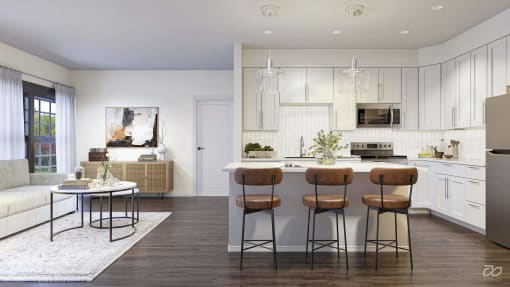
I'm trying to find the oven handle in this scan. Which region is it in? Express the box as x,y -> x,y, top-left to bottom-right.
390,105 -> 394,128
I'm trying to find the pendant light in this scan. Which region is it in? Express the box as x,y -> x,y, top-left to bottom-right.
339,4 -> 369,98
257,4 -> 283,96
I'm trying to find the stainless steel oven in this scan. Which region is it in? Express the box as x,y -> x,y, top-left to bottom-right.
357,104 -> 401,128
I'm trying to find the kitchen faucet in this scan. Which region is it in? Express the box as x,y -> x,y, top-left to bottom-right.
300,136 -> 305,157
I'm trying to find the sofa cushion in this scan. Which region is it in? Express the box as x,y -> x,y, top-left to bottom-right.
0,159 -> 30,190
0,185 -> 72,219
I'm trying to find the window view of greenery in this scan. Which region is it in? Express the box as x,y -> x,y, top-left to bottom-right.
23,81 -> 57,173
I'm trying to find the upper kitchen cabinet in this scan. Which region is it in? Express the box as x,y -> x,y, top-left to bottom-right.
356,68 -> 379,103
279,68 -> 334,104
419,64 -> 441,130
279,68 -> 306,103
378,68 -> 402,103
488,37 -> 507,98
401,68 -> 419,130
306,68 -> 334,103
242,68 -> 279,131
332,68 -> 356,130
470,46 -> 488,127
456,52 -> 472,129
441,59 -> 456,130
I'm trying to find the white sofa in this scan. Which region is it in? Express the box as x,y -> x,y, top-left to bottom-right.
0,159 -> 76,238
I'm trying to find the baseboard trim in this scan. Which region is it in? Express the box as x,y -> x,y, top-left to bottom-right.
430,211 -> 486,235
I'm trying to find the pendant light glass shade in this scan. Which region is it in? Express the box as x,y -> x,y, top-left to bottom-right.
339,57 -> 369,97
257,56 -> 282,95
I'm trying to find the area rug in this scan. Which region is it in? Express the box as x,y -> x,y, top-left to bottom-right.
0,212 -> 171,282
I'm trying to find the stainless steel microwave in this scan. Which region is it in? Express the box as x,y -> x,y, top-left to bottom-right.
357,104 -> 401,128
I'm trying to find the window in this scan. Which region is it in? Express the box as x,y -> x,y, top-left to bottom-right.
23,81 -> 57,173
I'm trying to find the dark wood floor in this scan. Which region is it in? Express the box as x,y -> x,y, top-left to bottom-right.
3,197 -> 510,287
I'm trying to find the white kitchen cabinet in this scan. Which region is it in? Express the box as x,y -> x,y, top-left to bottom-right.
434,174 -> 449,214
242,68 -> 279,131
470,46 -> 488,127
488,37 -> 507,98
449,176 -> 466,220
466,202 -> 486,229
279,68 -> 306,104
356,68 -> 379,103
378,68 -> 402,103
307,68 -> 334,103
441,59 -> 456,130
408,161 -> 429,208
332,68 -> 356,130
419,64 -> 441,130
466,179 -> 486,205
456,53 -> 471,128
401,68 -> 419,130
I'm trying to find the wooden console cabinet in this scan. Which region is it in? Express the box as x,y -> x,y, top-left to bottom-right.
80,161 -> 174,194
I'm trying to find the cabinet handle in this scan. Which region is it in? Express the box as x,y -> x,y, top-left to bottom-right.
468,203 -> 480,209
467,166 -> 480,170
379,83 -> 384,101
443,163 -> 452,167
259,110 -> 263,129
402,111 -> 406,129
305,82 -> 309,102
468,180 -> 480,184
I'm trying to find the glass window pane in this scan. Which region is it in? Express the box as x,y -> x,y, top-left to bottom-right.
33,124 -> 39,136
40,101 -> 50,113
40,113 -> 50,125
51,103 -> 56,114
24,96 -> 28,108
34,99 -> 39,111
51,115 -> 56,136
40,124 -> 50,136
24,110 -> 28,121
24,123 -> 28,136
40,143 -> 50,155
33,112 -> 39,123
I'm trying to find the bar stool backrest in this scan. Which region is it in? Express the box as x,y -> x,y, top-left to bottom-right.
234,168 -> 283,186
305,168 -> 354,186
369,167 -> 418,186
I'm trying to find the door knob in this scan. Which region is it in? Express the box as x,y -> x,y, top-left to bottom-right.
197,147 -> 205,150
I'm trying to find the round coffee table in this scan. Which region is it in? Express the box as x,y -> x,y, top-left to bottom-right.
50,181 -> 137,242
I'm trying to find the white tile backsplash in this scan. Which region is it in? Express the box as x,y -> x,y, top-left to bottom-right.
242,106 -> 486,160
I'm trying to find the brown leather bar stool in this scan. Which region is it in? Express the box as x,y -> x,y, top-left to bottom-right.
303,167 -> 353,270
234,167 -> 283,270
362,167 -> 418,270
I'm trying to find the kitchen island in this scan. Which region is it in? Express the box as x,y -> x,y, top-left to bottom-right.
223,161 -> 413,252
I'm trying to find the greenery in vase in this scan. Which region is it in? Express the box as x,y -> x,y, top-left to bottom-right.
99,159 -> 112,183
309,130 -> 345,162
244,143 -> 274,153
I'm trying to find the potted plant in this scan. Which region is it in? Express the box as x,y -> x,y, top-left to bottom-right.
309,130 -> 345,165
244,143 -> 276,158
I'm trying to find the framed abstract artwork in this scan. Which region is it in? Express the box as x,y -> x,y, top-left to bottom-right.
105,107 -> 159,147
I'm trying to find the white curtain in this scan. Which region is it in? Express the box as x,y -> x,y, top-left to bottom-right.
56,84 -> 76,174
0,67 -> 24,160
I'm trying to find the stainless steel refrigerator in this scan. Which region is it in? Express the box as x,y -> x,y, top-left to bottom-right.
486,93 -> 510,248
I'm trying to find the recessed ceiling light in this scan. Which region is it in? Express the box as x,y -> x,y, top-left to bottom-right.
263,30 -> 273,35
331,30 -> 342,35
399,30 -> 409,35
432,5 -> 444,10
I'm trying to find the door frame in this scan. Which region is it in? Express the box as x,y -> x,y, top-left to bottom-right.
192,95 -> 233,196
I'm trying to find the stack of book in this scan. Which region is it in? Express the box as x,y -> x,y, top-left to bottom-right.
58,179 -> 92,190
138,154 -> 157,162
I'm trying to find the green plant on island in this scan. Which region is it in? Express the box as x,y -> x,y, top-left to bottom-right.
244,143 -> 274,153
308,130 -> 345,165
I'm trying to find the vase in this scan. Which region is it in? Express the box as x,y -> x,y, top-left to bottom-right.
97,168 -> 114,186
316,149 -> 336,165
157,143 -> 167,160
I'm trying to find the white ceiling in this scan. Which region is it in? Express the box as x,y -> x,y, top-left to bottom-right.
0,0 -> 509,69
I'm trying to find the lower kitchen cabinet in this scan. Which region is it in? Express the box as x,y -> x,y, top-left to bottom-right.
411,160 -> 485,232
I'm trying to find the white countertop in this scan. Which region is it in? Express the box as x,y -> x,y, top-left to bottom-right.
223,161 -> 410,173
408,157 -> 485,166
241,156 -> 361,162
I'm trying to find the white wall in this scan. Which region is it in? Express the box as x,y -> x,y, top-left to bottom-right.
418,8 -> 510,66
72,70 -> 233,196
0,42 -> 71,87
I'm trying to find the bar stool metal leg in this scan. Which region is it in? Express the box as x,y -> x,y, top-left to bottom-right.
364,207 -> 369,257
271,209 -> 278,270
336,213 -> 340,263
375,210 -> 380,270
89,195 -> 92,224
407,213 -> 413,270
240,211 -> 246,270
395,212 -> 399,258
305,207 -> 311,263
311,209 -> 316,270
342,212 -> 349,269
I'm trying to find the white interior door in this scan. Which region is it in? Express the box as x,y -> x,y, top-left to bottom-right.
196,100 -> 232,196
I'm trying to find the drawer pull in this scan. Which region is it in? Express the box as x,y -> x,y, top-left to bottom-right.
467,166 -> 481,170
468,203 -> 480,209
468,180 -> 480,184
